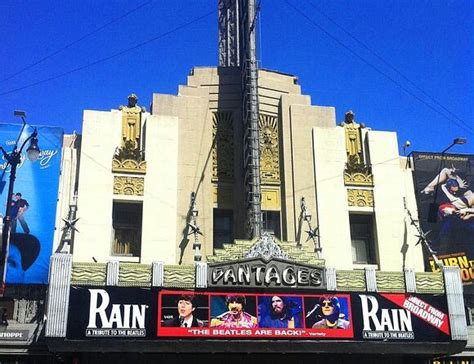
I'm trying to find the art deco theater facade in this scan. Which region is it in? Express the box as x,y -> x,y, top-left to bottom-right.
1,1 -> 471,363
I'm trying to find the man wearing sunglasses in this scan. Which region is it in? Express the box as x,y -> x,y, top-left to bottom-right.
312,296 -> 350,329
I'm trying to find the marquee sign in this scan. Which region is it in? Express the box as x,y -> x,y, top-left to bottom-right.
66,287 -> 452,343
208,258 -> 326,289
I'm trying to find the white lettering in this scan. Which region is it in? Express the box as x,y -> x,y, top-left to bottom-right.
87,289 -> 147,329
88,289 -> 110,329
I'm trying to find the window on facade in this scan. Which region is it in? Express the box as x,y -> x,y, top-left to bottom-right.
213,209 -> 233,249
112,201 -> 142,257
350,214 -> 376,264
262,211 -> 281,239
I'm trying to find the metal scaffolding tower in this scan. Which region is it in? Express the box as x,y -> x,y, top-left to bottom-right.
218,0 -> 240,67
219,0 -> 262,238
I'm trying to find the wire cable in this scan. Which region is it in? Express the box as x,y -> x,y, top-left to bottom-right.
0,9 -> 216,97
285,0 -> 473,135
307,0 -> 470,134
1,0 -> 153,83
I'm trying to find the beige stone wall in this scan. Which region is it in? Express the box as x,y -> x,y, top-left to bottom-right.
152,67 -> 243,264
312,125 -> 424,271
368,130 -> 424,271
73,109 -> 179,264
74,110 -> 121,262
313,126 -> 353,269
141,114 -> 179,264
259,70 -> 336,247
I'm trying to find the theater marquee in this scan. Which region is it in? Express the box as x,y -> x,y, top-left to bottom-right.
208,258 -> 326,289
65,286 -> 452,344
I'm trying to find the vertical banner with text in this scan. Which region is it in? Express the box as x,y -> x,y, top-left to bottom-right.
0,124 -> 63,284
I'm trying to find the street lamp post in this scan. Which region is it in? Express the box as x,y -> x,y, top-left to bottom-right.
428,137 -> 468,223
0,111 -> 40,294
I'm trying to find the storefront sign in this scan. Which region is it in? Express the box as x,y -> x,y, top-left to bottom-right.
208,258 -> 325,289
0,330 -> 29,341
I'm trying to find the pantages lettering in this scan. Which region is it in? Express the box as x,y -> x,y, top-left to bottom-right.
209,260 -> 323,289
359,294 -> 414,340
86,289 -> 148,337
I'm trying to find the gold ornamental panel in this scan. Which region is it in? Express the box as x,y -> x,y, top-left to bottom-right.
344,171 -> 374,187
112,158 -> 147,174
259,114 -> 280,184
113,176 -> 144,196
261,188 -> 280,210
347,188 -> 374,207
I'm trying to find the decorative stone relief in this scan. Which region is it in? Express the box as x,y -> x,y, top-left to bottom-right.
113,176 -> 144,196
245,232 -> 288,261
212,111 -> 234,182
344,168 -> 374,186
347,189 -> 374,207
259,114 -> 280,184
112,146 -> 147,174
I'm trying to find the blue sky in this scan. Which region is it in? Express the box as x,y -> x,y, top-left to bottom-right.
1,0 -> 472,154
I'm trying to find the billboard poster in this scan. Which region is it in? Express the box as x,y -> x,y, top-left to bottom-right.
67,288 -> 452,343
412,152 -> 474,291
67,286 -> 158,339
351,293 -> 450,342
157,291 -> 354,339
0,124 -> 63,284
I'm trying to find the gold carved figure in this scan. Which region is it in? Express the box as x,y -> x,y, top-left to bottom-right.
119,93 -> 145,149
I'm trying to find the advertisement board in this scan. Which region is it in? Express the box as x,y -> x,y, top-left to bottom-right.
67,286 -> 158,340
158,291 -> 353,339
66,288 -> 451,343
412,152 -> 474,291
0,124 -> 63,284
351,293 -> 450,342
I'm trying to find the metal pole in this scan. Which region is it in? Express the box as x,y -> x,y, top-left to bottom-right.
0,153 -> 19,294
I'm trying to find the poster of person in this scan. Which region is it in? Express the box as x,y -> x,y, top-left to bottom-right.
304,295 -> 353,338
412,152 -> 474,291
0,124 -> 63,284
159,292 -> 208,329
257,295 -> 303,328
210,294 -> 257,329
